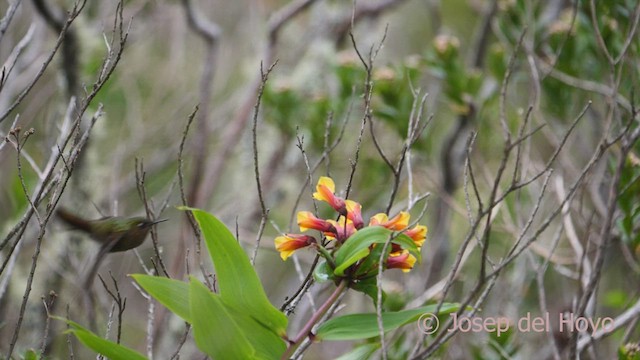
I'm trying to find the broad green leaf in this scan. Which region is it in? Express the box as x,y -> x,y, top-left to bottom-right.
335,247 -> 370,276
54,317 -> 146,360
183,208 -> 288,336
133,274 -> 285,358
313,260 -> 335,283
333,226 -> 420,276
350,277 -> 385,305
315,303 -> 460,341
22,349 -> 39,360
131,274 -> 190,322
189,278 -> 256,359
224,304 -> 287,359
336,343 -> 380,360
334,227 -> 388,276
354,236 -> 390,277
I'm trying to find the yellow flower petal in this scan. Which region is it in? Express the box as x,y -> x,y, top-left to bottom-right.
401,254 -> 417,273
369,212 -> 410,230
318,176 -> 335,192
275,234 -> 314,260
345,200 -> 364,229
313,176 -> 336,202
405,224 -> 427,247
387,211 -> 410,230
387,251 -> 416,273
369,213 -> 389,226
275,236 -> 295,260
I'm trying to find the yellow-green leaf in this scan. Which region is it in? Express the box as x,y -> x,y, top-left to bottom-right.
131,274 -> 191,322
189,278 -> 256,359
181,207 -> 288,336
54,317 -> 147,360
316,303 -> 460,341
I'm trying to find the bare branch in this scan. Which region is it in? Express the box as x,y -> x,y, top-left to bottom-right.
0,0 -> 23,43
0,0 -> 87,124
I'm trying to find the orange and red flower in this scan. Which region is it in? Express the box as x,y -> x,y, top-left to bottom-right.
313,177 -> 347,216
326,216 -> 357,242
297,211 -> 336,233
276,177 -> 427,275
386,251 -> 417,273
275,234 -> 316,260
404,224 -> 427,248
369,211 -> 410,231
345,199 -> 364,229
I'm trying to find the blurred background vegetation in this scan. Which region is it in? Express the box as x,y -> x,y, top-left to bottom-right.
1,0 -> 639,358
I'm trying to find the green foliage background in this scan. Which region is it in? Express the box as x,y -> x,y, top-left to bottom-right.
1,0 -> 639,359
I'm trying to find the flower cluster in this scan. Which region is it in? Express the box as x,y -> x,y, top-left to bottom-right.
275,177 -> 427,273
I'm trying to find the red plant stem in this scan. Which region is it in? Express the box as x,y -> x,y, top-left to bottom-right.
281,279 -> 349,359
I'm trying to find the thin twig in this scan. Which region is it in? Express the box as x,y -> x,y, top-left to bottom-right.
5,1 -> 128,355
97,273 -> 125,344
169,324 -> 191,360
135,159 -> 170,278
191,0 -> 317,209
39,291 -> 56,357
0,0 -> 23,44
250,61 -> 278,265
0,0 -> 87,124
345,22 -> 388,198
0,24 -> 35,94
288,95 -> 353,229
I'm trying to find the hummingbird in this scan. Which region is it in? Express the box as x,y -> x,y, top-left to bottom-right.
56,207 -> 167,330
56,207 -> 168,253
57,207 -> 167,294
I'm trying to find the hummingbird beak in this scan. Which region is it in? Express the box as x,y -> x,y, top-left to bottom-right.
149,218 -> 169,226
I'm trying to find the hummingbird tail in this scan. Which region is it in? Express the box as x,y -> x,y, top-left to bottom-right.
56,208 -> 93,233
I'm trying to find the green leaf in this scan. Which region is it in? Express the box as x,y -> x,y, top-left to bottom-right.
336,343 -> 380,360
315,303 -> 460,341
180,207 -> 288,336
132,275 -> 285,359
131,274 -> 190,322
333,226 -> 420,276
619,343 -> 640,360
224,304 -> 288,359
54,317 -> 147,360
22,349 -> 39,360
350,277 -> 385,305
313,260 -> 335,283
189,278 -> 256,359
354,236 -> 391,277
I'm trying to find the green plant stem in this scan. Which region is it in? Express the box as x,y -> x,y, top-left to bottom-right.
281,279 -> 348,359
315,243 -> 336,268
